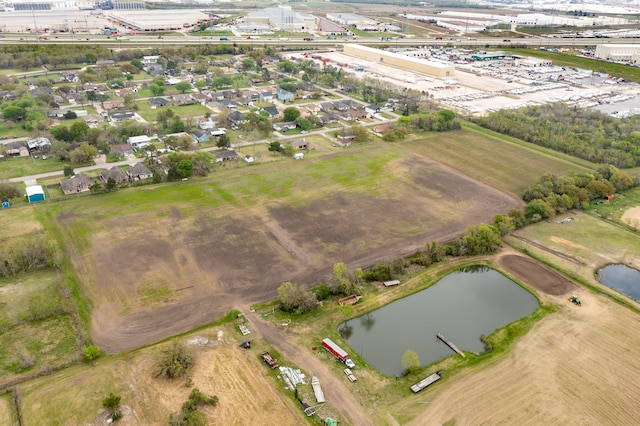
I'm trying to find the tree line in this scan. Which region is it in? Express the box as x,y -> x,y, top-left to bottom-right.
474,103 -> 640,168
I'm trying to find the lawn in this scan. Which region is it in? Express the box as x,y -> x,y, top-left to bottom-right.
135,102 -> 211,122
0,204 -> 43,239
0,155 -> 66,179
401,123 -> 596,195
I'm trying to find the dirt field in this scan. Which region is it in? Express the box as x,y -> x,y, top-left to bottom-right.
401,282 -> 640,425
497,252 -> 577,296
621,205 -> 640,229
20,326 -> 303,425
61,153 -> 522,353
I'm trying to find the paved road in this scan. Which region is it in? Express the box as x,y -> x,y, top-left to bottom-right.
245,307 -> 375,426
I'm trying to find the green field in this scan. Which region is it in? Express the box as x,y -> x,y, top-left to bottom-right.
401,124 -> 596,195
134,102 -> 210,122
0,155 -> 66,179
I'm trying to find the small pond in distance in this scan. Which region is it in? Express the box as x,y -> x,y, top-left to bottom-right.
596,264 -> 640,302
339,266 -> 539,377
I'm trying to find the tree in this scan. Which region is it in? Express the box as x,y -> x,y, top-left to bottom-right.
105,177 -> 117,192
89,180 -> 103,192
155,341 -> 193,379
2,105 -> 26,122
63,166 -> 75,177
194,80 -> 206,92
295,116 -> 311,131
149,83 -> 165,96
402,350 -> 421,375
350,124 -> 370,143
278,281 -> 319,314
51,125 -> 74,142
70,143 -> 98,164
82,345 -> 101,361
268,141 -> 281,153
176,159 -> 194,179
63,110 -> 77,120
283,107 -> 301,122
16,56 -> 35,71
102,393 -> 122,421
130,58 -> 143,70
0,182 -> 21,200
175,81 -> 192,94
216,134 -> 231,148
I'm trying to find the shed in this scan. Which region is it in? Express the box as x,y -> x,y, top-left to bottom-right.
26,185 -> 45,203
293,153 -> 304,160
2,198 -> 9,208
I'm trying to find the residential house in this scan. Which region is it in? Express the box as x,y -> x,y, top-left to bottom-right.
260,105 -> 279,119
172,94 -> 195,105
95,60 -> 115,68
219,99 -> 237,109
333,102 -> 350,112
128,135 -> 154,149
259,90 -> 275,101
82,114 -> 103,128
126,163 -> 153,181
102,101 -> 125,111
210,128 -> 226,137
110,144 -> 134,157
115,88 -> 133,97
214,150 -> 239,162
276,88 -> 294,102
306,104 -> 321,114
273,122 -> 297,132
100,166 -> 127,184
319,102 -> 334,112
149,97 -> 169,108
27,137 -> 51,152
109,111 -> 136,122
373,124 -> 392,136
287,138 -> 313,150
191,93 -> 209,105
60,173 -> 94,195
222,90 -> 236,99
199,119 -> 217,130
193,130 -> 210,143
365,104 -> 382,116
47,109 -> 66,118
228,110 -> 247,125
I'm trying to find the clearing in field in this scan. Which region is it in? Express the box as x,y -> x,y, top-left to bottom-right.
0,206 -> 44,240
19,325 -> 302,425
49,144 -> 524,352
621,206 -> 640,229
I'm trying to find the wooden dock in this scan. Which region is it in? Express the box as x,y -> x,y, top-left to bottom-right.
437,332 -> 465,358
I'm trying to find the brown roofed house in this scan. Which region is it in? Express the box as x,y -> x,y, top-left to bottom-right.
60,173 -> 94,195
100,166 -> 127,184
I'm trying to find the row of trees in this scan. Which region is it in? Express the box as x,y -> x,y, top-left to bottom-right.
475,103 -> 640,168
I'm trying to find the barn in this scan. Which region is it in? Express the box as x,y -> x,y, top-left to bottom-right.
25,185 -> 45,203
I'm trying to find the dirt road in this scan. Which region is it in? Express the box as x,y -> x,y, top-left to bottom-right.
245,308 -> 374,426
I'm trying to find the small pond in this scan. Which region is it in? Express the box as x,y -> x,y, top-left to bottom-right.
339,266 -> 539,377
596,264 -> 640,302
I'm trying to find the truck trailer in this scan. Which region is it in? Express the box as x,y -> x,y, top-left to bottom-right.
322,338 -> 355,368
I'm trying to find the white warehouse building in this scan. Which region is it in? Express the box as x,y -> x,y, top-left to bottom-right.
595,44 -> 640,63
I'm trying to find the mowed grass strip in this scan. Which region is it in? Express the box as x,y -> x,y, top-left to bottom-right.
401,124 -> 595,195
0,155 -> 65,179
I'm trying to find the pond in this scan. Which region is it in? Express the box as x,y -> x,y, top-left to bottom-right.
596,264 -> 640,302
339,266 -> 539,377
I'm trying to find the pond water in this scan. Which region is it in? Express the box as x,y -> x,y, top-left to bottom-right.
339,266 -> 539,377
596,264 -> 640,302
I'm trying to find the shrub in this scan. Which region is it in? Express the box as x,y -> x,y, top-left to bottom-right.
155,342 -> 193,379
102,393 -> 122,421
82,345 -> 101,361
278,281 -> 319,314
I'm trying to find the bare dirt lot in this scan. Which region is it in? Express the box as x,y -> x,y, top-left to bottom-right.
621,205 -> 640,229
497,252 -> 577,295
65,153 -> 522,353
403,286 -> 640,425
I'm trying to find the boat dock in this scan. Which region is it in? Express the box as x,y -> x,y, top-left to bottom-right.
436,332 -> 465,358
410,371 -> 441,393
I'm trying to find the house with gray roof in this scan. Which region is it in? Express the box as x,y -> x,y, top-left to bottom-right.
60,174 -> 94,195
126,163 -> 153,181
100,166 -> 127,184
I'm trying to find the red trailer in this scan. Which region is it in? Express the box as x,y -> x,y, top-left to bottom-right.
322,338 -> 355,368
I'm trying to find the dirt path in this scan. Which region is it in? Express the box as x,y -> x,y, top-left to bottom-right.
245,308 -> 374,426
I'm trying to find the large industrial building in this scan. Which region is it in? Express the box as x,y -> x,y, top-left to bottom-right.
244,6 -> 315,33
595,44 -> 640,63
343,44 -> 455,78
326,13 -> 379,31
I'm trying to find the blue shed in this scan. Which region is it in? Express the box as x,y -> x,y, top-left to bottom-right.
26,185 -> 45,203
1,198 -> 9,208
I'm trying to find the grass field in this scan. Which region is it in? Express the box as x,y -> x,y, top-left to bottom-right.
401,124 -> 596,195
0,155 -> 66,179
134,102 -> 210,122
0,270 -> 62,329
0,394 -> 12,425
0,205 -> 43,240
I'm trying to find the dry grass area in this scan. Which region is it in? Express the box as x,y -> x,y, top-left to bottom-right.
20,325 -> 303,425
1,205 -> 43,240
400,288 -> 640,425
621,206 -> 640,229
0,395 -> 12,425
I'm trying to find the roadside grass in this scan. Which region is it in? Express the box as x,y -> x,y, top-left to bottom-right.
400,124 -> 595,195
0,270 -> 61,328
71,105 -> 98,115
0,205 -> 43,240
0,155 -> 66,179
506,48 -> 640,83
0,125 -> 30,138
0,315 -> 77,377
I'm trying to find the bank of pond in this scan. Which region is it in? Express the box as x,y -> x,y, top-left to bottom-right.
339,266 -> 539,377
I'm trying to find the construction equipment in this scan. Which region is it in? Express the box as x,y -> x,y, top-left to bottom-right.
569,295 -> 582,306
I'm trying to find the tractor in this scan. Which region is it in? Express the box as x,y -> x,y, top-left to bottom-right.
569,295 -> 582,306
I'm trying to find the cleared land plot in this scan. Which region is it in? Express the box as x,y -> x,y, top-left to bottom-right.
20,328 -> 302,425
400,286 -> 640,425
401,126 -> 594,194
0,155 -> 65,179
0,206 -> 43,240
47,143 -> 522,352
134,102 -> 211,122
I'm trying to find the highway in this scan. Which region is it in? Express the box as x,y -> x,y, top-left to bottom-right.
1,33 -> 639,48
